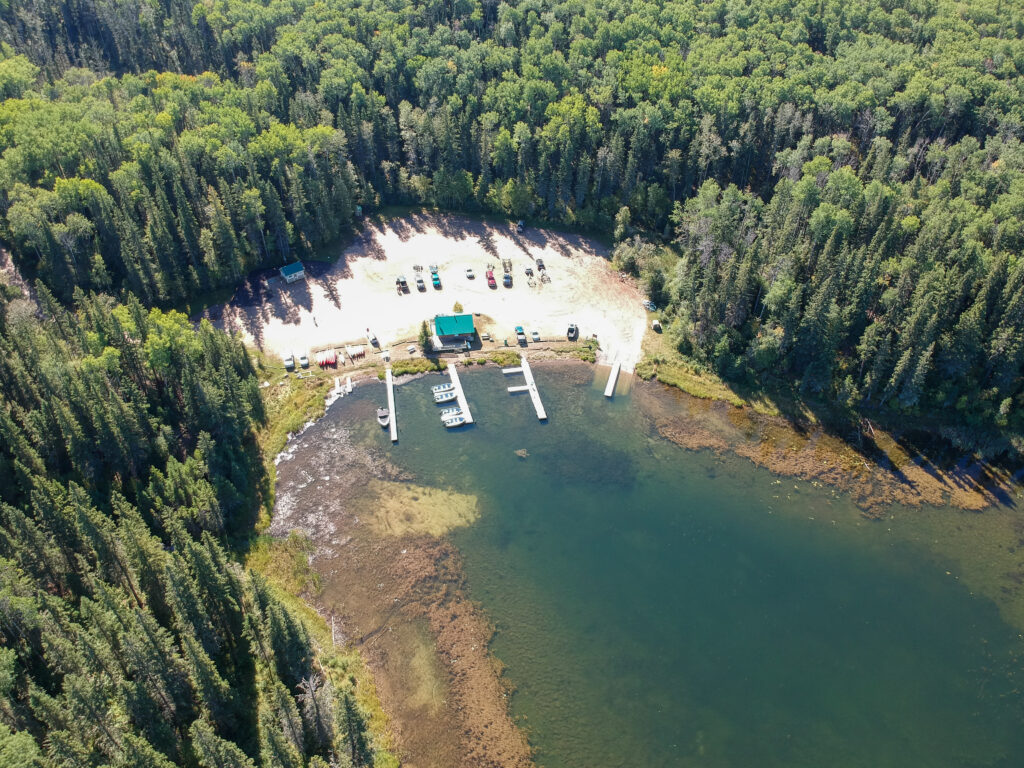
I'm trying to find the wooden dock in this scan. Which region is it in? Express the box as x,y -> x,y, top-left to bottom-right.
604,362 -> 621,398
503,355 -> 547,420
385,367 -> 398,442
446,361 -> 474,424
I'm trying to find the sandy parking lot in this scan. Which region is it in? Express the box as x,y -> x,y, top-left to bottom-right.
215,214 -> 648,370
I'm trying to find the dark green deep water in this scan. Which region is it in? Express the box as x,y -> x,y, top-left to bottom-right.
343,364 -> 1024,767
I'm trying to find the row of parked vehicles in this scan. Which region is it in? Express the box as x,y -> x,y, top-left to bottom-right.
513,322 -> 578,346
396,265 -> 443,293
398,258 -> 548,294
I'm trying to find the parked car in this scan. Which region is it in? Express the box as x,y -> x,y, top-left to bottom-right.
283,354 -> 295,371
431,269 -> 441,288
525,266 -> 533,276
367,329 -> 378,346
567,323 -> 578,339
515,326 -> 527,344
486,269 -> 497,288
503,272 -> 512,287
466,268 -> 475,279
299,354 -> 309,369
536,258 -> 545,270
531,331 -> 540,342
516,219 -> 525,232
416,275 -> 426,290
396,275 -> 408,291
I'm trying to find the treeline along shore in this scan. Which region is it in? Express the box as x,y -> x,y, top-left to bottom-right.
0,0 -> 1023,765
0,0 -> 1020,450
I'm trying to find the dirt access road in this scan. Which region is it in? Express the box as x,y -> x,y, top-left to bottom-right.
215,214 -> 648,370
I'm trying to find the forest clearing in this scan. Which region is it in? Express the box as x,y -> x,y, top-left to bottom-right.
214,214 -> 649,370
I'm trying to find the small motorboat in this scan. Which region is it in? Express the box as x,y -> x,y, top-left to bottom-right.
431,382 -> 455,393
443,415 -> 466,428
376,408 -> 390,427
434,390 -> 457,403
439,407 -> 462,420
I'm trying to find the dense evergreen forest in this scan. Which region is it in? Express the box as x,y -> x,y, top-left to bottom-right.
0,0 -> 1021,763
0,285 -> 387,767
0,0 -> 1021,443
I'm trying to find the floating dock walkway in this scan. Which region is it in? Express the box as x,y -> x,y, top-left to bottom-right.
604,362 -> 621,398
446,361 -> 474,424
503,355 -> 547,420
385,367 -> 398,442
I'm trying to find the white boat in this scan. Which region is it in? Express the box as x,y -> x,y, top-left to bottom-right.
431,382 -> 455,393
439,407 -> 462,420
434,390 -> 457,403
443,415 -> 466,428
376,408 -> 390,427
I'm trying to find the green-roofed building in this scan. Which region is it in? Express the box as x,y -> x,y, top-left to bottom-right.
279,261 -> 305,283
432,313 -> 475,351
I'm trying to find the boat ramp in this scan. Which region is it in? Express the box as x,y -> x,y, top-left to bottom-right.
604,362 -> 621,398
503,355 -> 547,420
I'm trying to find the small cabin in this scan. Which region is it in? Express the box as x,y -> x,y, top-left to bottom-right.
280,262 -> 306,283
432,313 -> 475,351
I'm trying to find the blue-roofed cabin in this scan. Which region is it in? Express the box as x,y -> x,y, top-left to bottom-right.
280,262 -> 305,283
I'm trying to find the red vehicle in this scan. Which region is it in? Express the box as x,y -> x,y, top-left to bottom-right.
486,269 -> 497,288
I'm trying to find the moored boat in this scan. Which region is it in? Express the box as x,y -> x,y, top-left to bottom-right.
434,390 -> 457,403
376,408 -> 390,427
443,415 -> 466,428
431,382 -> 455,393
439,406 -> 462,420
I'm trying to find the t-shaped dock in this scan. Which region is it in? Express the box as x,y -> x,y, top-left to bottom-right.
503,355 -> 547,420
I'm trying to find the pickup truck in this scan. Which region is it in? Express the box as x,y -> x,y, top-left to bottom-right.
486,269 -> 496,288
515,326 -> 527,345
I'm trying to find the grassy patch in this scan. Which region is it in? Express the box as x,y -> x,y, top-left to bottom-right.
245,532 -> 321,598
487,349 -> 521,367
651,359 -> 746,407
572,338 -> 599,363
255,358 -> 334,461
387,357 -> 445,377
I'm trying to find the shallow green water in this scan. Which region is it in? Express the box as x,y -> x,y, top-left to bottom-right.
353,364 -> 1024,767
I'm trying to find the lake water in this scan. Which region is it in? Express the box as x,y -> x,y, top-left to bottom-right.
351,363 -> 1024,767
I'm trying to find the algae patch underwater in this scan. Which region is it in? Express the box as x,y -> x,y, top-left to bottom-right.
359,479 -> 480,537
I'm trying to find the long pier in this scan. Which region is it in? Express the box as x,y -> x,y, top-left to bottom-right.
446,361 -> 474,424
385,367 -> 398,442
604,361 -> 621,398
503,355 -> 546,420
